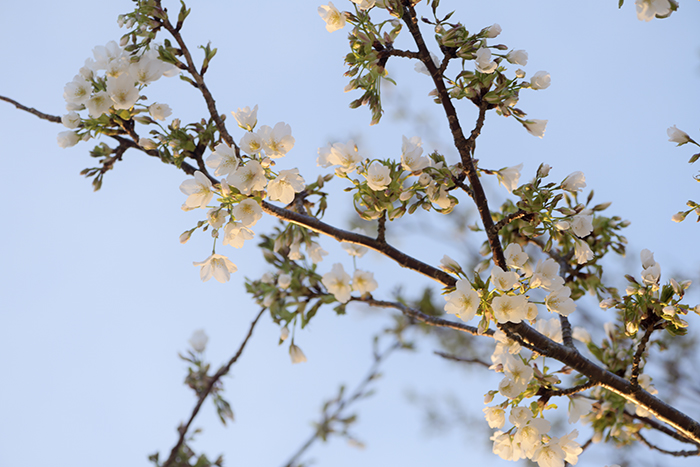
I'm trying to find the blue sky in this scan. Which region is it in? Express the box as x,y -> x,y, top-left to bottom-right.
1,1 -> 699,466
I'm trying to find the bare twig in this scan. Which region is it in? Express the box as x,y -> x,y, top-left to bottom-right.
434,351 -> 490,368
162,308 -> 266,467
630,320 -> 655,387
635,431 -> 700,457
282,339 -> 402,467
0,95 -> 61,123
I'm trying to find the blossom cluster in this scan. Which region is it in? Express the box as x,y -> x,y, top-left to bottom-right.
181,106 -> 312,282
58,40 -> 177,148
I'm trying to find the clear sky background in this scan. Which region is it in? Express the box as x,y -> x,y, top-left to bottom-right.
1,1 -> 699,467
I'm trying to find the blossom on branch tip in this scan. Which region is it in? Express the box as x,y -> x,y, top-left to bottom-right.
106,74 -> 139,110
545,286 -> 576,316
318,2 -> 346,32
57,131 -> 79,148
530,71 -> 551,90
289,343 -> 307,364
504,243 -> 528,269
561,171 -> 586,192
574,239 -> 594,264
227,161 -> 267,195
364,161 -> 391,191
206,143 -> 240,178
636,0 -> 672,21
63,75 -> 92,105
444,279 -> 480,322
485,23 -> 502,38
61,112 -> 81,129
667,125 -> 691,145
571,213 -> 593,238
148,103 -> 172,121
506,50 -> 528,66
352,269 -> 378,294
523,119 -> 547,138
233,105 -> 258,131
497,163 -> 523,193
233,198 -> 263,227
189,329 -> 209,352
268,168 -> 305,205
240,132 -> 264,155
327,140 -> 363,173
180,171 -> 213,209
483,406 -> 506,429
222,222 -> 254,248
258,122 -> 294,158
86,91 -> 112,118
401,136 -> 429,172
491,294 -> 528,323
475,47 -> 498,74
530,258 -> 564,291
322,263 -> 353,303
193,253 -> 237,283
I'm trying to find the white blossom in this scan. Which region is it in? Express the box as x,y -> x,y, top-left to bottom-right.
530,259 -> 564,291
322,263 -> 353,303
179,171 -> 213,209
206,142 -> 239,178
240,131 -> 264,155
636,0 -> 672,21
497,163 -> 523,193
545,286 -> 577,316
233,105 -> 258,131
414,52 -> 440,76
536,317 -> 563,343
401,136 -> 429,172
530,71 -> 551,90
227,161 -> 267,195
277,273 -> 292,289
485,23 -> 502,38
341,228 -> 368,257
148,102 -> 172,121
318,2 -> 346,32
475,47 -> 498,74
562,171 -> 586,192
63,75 -> 92,105
572,326 -> 591,344
193,253 -> 237,283
444,279 -> 480,322
504,243 -> 528,269
506,50 -> 528,66
189,329 -> 209,352
307,242 -> 328,263
289,343 -> 307,364
61,112 -> 81,129
327,140 -> 363,173
57,131 -> 79,148
352,269 -> 378,294
574,239 -> 594,264
268,168 -> 305,204
567,397 -> 593,424
492,294 -> 528,323
483,406 -> 506,429
222,222 -> 255,248
524,119 -> 547,138
491,266 -> 520,291
571,213 -> 593,237
667,125 -> 691,145
233,198 -> 262,227
207,208 -> 227,229
364,161 -> 391,191
258,122 -> 295,158
86,91 -> 112,118
106,74 -> 139,110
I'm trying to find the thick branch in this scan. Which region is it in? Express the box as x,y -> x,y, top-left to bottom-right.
162,308 -> 266,467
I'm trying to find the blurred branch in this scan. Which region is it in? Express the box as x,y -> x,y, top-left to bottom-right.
162,308 -> 266,467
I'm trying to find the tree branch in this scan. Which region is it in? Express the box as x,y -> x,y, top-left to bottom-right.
162,308 -> 266,467
0,95 -> 62,123
434,351 -> 490,368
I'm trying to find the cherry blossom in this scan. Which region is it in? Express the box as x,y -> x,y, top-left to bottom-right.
401,136 -> 429,172
667,125 -> 691,145
227,161 -> 267,194
352,269 -> 378,294
475,47 -> 498,74
492,294 -> 528,323
504,243 -> 528,269
222,222 -> 254,248
327,140 -> 363,173
148,103 -> 172,121
57,131 -> 79,148
289,343 -> 307,364
570,213 -> 593,238
491,266 -> 520,291
524,119 -> 547,138
636,0 -> 672,21
189,329 -> 209,352
545,286 -> 576,316
193,253 -> 237,283
258,122 -> 295,158
233,105 -> 258,131
497,163 -> 523,193
561,171 -> 586,192
322,263 -> 353,303
233,199 -> 263,227
364,161 -> 391,191
506,50 -> 528,66
268,169 -> 305,204
63,75 -> 92,105
106,74 -> 139,110
444,279 -> 480,322
86,91 -> 112,118
206,142 -> 240,178
180,171 -> 213,209
318,2 -> 346,32
530,71 -> 551,90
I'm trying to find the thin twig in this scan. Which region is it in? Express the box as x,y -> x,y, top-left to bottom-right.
635,431 -> 700,457
0,95 -> 61,123
282,340 -> 401,467
162,308 -> 266,467
434,351 -> 490,368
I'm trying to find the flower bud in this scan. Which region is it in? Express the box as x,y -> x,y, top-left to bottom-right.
179,230 -> 192,244
625,321 -> 638,335
289,343 -> 307,364
280,326 -> 290,341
